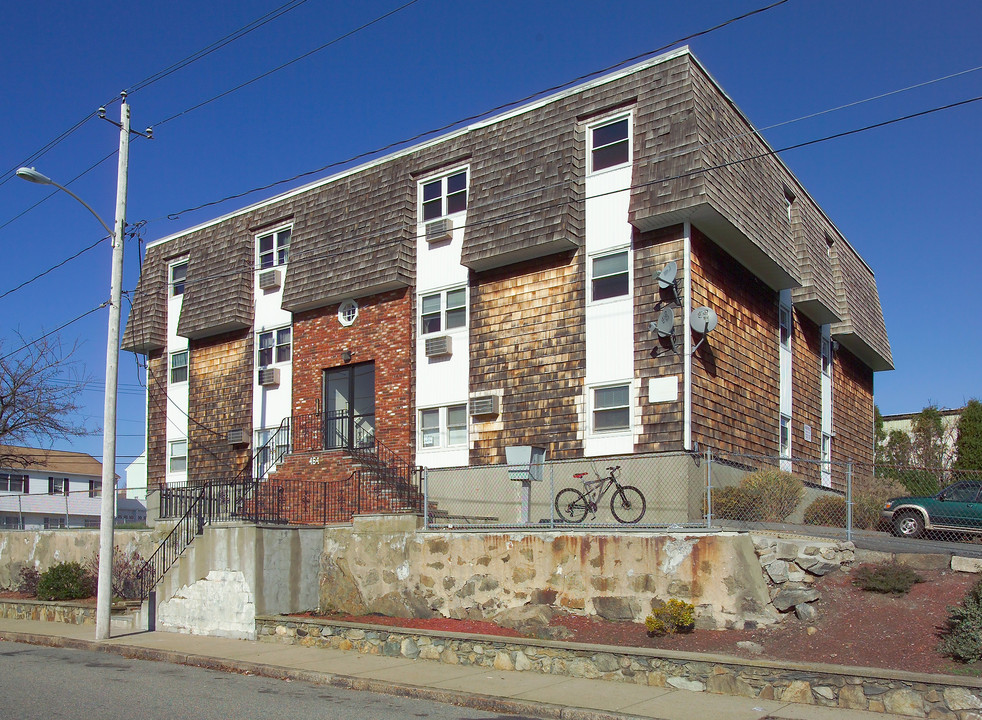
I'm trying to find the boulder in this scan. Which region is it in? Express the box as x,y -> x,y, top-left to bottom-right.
772,587 -> 820,612
593,596 -> 639,622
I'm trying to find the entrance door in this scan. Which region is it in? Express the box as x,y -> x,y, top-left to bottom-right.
323,362 -> 375,450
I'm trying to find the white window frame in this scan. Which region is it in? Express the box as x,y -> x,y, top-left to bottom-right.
419,286 -> 467,336
257,226 -> 292,270
0,473 -> 27,493
779,304 -> 791,349
169,439 -> 188,473
821,432 -> 832,486
169,350 -> 189,384
589,249 -> 631,303
590,383 -> 633,435
257,326 -> 292,367
48,477 -> 69,496
419,168 -> 468,222
780,415 -> 792,459
418,404 -> 468,450
170,260 -> 188,297
255,427 -> 291,475
338,299 -> 358,327
588,113 -> 632,174
821,336 -> 832,377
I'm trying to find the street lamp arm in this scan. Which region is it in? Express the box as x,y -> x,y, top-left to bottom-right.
16,167 -> 115,239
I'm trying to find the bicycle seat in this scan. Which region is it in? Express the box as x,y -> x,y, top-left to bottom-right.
573,472 -> 588,478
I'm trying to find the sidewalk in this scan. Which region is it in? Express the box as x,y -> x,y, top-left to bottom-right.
0,617 -> 908,720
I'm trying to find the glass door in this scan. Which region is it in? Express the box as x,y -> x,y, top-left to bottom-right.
323,363 -> 375,450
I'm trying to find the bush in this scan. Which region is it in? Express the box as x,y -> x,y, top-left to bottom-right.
85,546 -> 147,600
646,599 -> 695,635
17,566 -> 40,596
36,562 -> 94,601
710,485 -> 763,522
742,468 -> 804,522
803,495 -> 846,527
940,579 -> 982,663
852,563 -> 923,595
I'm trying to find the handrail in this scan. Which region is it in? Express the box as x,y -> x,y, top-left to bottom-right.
137,486 -> 207,600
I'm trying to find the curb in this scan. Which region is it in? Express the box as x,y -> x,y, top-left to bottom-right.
0,630 -> 660,720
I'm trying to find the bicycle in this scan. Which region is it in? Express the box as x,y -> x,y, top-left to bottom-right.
554,465 -> 646,524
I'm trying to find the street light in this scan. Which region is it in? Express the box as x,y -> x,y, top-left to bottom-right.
16,100 -> 130,642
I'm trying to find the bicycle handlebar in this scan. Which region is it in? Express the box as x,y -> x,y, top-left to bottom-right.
606,465 -> 620,471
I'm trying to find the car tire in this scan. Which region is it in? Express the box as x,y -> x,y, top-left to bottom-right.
893,511 -> 925,539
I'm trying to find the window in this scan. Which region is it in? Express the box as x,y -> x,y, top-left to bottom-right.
821,432 -> 832,466
593,384 -> 631,433
418,404 -> 468,449
420,287 -> 466,335
48,477 -> 69,496
590,116 -> 630,172
0,473 -> 27,493
83,518 -> 100,528
591,251 -> 629,301
170,350 -> 189,384
88,479 -> 101,498
2,516 -> 22,529
258,327 -> 292,366
821,337 -> 832,377
170,261 -> 188,296
421,170 -> 467,221
258,228 -> 291,269
780,415 -> 791,458
338,299 -> 358,327
779,304 -> 791,349
169,440 -> 188,473
255,427 -> 291,476
43,517 -> 66,530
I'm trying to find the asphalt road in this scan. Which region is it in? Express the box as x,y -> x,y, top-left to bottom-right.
0,641 -> 539,720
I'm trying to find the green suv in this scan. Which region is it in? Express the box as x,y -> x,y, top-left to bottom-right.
881,481 -> 982,538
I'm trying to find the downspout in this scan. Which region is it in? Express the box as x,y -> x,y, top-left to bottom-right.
683,220 -> 693,450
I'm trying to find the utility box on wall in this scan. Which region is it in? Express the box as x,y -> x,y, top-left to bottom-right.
505,446 -> 546,482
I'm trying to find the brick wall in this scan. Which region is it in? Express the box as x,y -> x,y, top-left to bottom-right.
292,289 -> 413,460
689,228 -> 779,456
188,330 -> 254,481
634,225 -> 685,451
470,251 -> 585,462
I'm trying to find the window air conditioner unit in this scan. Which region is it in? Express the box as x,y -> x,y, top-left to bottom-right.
470,395 -> 499,417
227,429 -> 246,446
258,367 -> 280,386
425,218 -> 453,243
424,335 -> 452,357
258,269 -> 281,290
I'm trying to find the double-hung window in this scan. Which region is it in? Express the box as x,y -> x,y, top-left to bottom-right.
258,327 -> 292,366
48,477 -> 69,496
88,479 -> 101,498
170,261 -> 188,296
589,116 -> 630,173
779,305 -> 791,349
593,384 -> 631,433
419,405 -> 468,449
421,170 -> 467,222
591,251 -> 629,301
0,473 -> 27,493
170,350 -> 189,384
821,337 -> 832,377
169,440 -> 188,473
420,288 -> 466,335
258,228 -> 291,269
780,415 -> 792,459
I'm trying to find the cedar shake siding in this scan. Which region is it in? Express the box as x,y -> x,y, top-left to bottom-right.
469,252 -> 585,463
121,46 -> 890,495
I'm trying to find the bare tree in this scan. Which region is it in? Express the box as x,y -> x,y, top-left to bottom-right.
0,335 -> 92,468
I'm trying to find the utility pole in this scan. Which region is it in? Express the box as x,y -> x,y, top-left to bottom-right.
96,94 -> 130,641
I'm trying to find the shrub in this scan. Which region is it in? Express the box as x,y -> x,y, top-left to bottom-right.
940,579 -> 982,663
710,485 -> 763,522
17,566 -> 40,596
85,546 -> 147,600
852,563 -> 923,595
646,599 -> 695,635
36,562 -> 94,601
741,468 -> 804,522
803,495 -> 846,527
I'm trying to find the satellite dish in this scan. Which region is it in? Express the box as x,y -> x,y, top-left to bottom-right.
656,261 -> 677,289
690,306 -> 718,353
654,307 -> 674,337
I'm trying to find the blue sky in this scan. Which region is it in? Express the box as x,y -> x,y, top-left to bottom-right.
1,0 -> 980,473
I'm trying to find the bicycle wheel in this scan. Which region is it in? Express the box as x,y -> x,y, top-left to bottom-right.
610,485 -> 646,524
555,488 -> 589,523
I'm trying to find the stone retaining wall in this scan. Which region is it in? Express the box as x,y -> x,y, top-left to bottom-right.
0,599 -> 96,625
258,615 -> 982,717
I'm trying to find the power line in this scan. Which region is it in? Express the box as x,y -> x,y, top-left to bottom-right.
151,0 -> 423,128
0,235 -> 108,302
0,303 -> 107,363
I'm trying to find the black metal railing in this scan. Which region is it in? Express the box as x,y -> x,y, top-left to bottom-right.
254,417 -> 291,480
290,410 -> 375,453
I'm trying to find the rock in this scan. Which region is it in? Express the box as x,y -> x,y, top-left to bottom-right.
883,688 -> 926,717
667,676 -> 704,692
772,587 -> 820,612
795,602 -> 818,621
493,652 -> 513,671
706,672 -> 756,697
418,645 -> 441,660
400,638 -> 419,659
492,604 -> 556,632
736,641 -> 763,655
765,560 -> 790,583
594,596 -> 639,621
838,684 -> 867,709
531,625 -> 574,641
440,647 -> 458,664
568,659 -> 601,679
381,641 -> 401,657
814,686 -> 835,700
782,680 -> 814,704
952,556 -> 982,573
514,651 -> 532,671
943,687 -> 982,711
804,560 -> 839,576
776,542 -> 799,560
593,653 -> 619,673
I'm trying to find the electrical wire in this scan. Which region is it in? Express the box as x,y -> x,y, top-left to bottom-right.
0,111 -> 101,190
0,235 -> 109,302
0,303 -> 108,363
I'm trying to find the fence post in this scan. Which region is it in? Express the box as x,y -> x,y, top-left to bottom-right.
549,461 -> 555,529
706,447 -> 713,529
422,467 -> 429,530
846,460 -> 853,542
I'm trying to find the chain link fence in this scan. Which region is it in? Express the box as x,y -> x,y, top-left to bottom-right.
423,451 -> 982,546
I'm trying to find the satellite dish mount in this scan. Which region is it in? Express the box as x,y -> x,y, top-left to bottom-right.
689,306 -> 718,354
648,306 -> 680,356
654,261 -> 681,309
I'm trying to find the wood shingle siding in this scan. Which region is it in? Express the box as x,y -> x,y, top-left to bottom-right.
829,239 -> 892,372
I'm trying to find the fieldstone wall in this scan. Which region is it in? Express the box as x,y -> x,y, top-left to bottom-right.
0,599 -> 96,625
258,616 -> 982,717
321,516 -> 779,629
